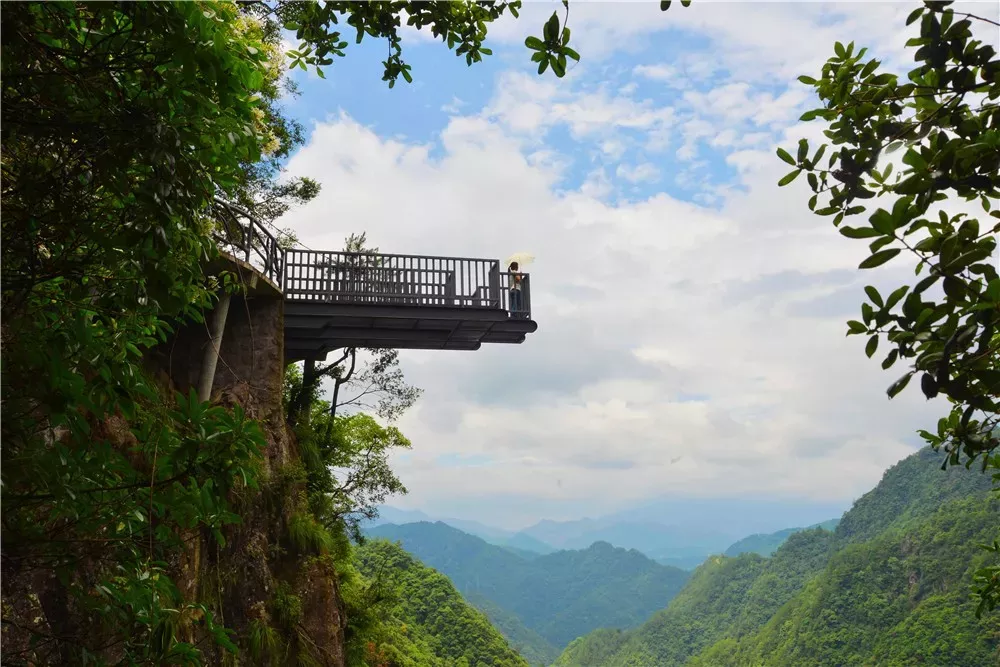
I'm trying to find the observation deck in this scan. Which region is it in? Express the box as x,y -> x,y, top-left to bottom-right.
212,201 -> 537,363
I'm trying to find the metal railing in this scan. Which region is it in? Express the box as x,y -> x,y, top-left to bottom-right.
211,198 -> 284,285
206,204 -> 531,319
284,249 -> 531,318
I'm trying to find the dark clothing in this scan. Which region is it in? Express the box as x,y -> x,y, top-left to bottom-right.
509,287 -> 522,315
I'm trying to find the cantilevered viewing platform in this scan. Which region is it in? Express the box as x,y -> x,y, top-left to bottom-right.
211,201 -> 537,363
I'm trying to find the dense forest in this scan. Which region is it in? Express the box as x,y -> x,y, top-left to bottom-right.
2,0 -> 997,665
554,448 -> 1000,666
367,521 -> 689,658
724,519 -> 840,558
0,2 -> 608,664
350,540 -> 527,667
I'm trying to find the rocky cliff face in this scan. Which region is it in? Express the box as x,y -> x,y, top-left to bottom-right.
2,271 -> 348,666
152,283 -> 348,666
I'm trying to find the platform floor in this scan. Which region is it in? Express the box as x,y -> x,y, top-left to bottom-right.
283,301 -> 537,362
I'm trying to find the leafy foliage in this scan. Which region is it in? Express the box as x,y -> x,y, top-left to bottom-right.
2,0 -> 596,662
696,496 -> 1000,667
350,539 -> 529,666
267,0 -> 689,85
555,529 -> 836,666
724,519 -> 840,558
554,447 -> 1000,666
1,2 -> 276,661
777,1 -> 1000,611
462,591 -> 561,667
283,363 -> 412,541
368,521 -> 690,650
835,445 -> 992,543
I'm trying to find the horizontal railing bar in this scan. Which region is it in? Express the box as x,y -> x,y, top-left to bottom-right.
285,248 -> 506,264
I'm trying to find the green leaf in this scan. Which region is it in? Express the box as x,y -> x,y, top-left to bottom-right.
778,169 -> 801,186
865,335 -> 879,358
885,285 -> 909,309
847,320 -> 867,335
834,41 -> 846,58
877,245 -> 906,268
812,144 -> 827,167
796,139 -> 809,163
524,36 -> 545,51
776,147 -> 796,166
906,7 -> 923,25
887,372 -> 913,398
798,75 -> 818,85
986,279 -> 1000,302
860,59 -> 880,78
902,149 -> 927,170
869,209 -> 894,234
864,286 -> 883,307
840,226 -> 881,239
551,54 -> 566,77
921,373 -> 939,399
544,12 -> 560,42
859,248 -> 901,269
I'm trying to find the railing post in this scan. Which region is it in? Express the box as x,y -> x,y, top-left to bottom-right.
522,274 -> 531,319
488,262 -> 500,308
444,271 -> 456,306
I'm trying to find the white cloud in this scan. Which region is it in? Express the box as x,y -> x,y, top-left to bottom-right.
441,96 -> 465,114
633,63 -> 677,81
276,0 -> 999,527
616,162 -> 660,184
282,109 -> 937,523
486,71 -> 676,142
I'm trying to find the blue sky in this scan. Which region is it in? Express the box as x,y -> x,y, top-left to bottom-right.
277,1 -> 1000,530
281,10 -> 744,207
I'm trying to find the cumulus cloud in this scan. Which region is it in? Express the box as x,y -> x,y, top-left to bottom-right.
278,1 -> 998,527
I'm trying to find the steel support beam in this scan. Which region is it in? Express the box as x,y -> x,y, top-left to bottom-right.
197,293 -> 232,403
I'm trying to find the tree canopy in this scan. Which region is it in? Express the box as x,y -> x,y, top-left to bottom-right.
779,0 -> 1000,614
4,0 -> 669,661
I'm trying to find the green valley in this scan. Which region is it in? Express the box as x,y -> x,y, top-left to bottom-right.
350,539 -> 528,666
4,1 -> 998,666
366,521 -> 690,659
554,448 -> 1000,666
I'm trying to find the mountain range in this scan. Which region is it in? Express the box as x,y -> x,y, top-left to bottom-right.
362,447 -> 999,665
723,518 -> 841,558
365,521 -> 690,663
554,447 -> 999,665
366,498 -> 845,569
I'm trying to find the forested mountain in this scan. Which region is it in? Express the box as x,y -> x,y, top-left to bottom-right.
724,518 -> 840,557
511,497 -> 846,568
463,592 -> 560,666
513,518 -> 734,569
353,539 -> 528,666
556,527 -> 837,666
366,506 -> 558,555
366,521 -> 690,653
555,447 -> 1000,666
